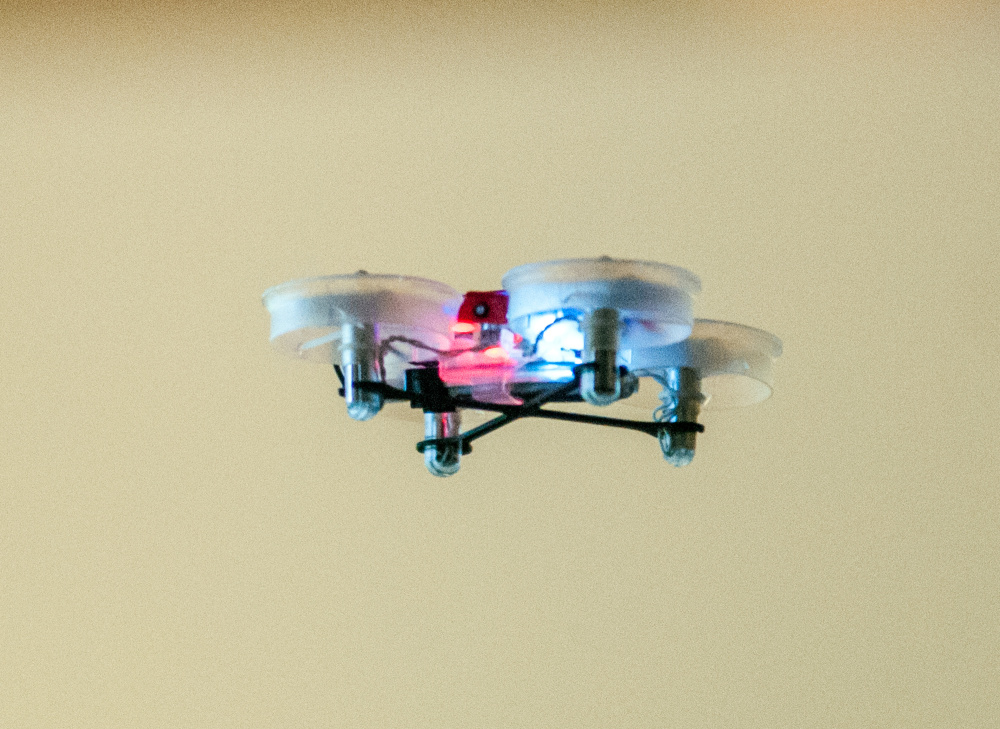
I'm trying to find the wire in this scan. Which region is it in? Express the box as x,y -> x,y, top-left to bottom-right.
375,335 -> 498,380
530,316 -> 579,356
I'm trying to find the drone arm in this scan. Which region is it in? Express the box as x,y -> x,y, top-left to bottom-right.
337,366 -> 704,458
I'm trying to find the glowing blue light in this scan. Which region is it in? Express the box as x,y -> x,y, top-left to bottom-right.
515,360 -> 576,383
508,309 -> 584,383
520,310 -> 583,359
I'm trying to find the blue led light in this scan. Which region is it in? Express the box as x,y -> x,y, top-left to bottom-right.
515,360 -> 576,382
521,310 -> 584,359
508,310 -> 584,383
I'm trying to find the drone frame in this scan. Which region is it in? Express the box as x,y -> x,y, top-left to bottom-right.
333,361 -> 705,457
264,260 -> 781,476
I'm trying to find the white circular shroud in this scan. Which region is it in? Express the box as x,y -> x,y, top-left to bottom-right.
262,273 -> 461,386
630,319 -> 783,409
501,257 -> 701,350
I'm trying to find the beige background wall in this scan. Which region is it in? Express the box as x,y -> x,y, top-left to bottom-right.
2,2 -> 998,727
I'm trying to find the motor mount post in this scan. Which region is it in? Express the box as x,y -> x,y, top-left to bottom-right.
423,411 -> 462,477
580,307 -> 622,406
656,366 -> 705,466
339,323 -> 384,421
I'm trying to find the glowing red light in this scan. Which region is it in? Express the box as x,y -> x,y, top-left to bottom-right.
483,346 -> 507,359
451,322 -> 477,334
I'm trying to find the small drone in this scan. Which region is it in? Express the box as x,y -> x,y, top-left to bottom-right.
263,257 -> 781,476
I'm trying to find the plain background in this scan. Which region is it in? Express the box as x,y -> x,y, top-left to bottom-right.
2,2 -> 998,726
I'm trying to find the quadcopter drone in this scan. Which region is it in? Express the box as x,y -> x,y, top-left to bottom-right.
263,257 -> 782,476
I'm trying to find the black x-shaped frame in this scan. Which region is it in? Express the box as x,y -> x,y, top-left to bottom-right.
334,363 -> 704,456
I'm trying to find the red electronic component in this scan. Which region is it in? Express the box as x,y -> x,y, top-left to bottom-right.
457,290 -> 508,325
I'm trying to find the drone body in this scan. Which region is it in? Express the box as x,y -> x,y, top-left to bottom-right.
263,257 -> 781,476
